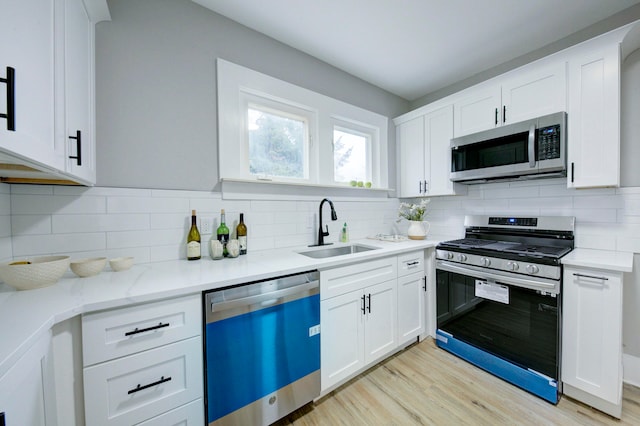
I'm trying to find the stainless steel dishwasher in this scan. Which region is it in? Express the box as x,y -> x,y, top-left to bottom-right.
203,270 -> 320,425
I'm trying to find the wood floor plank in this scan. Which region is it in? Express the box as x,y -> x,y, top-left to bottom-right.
275,338 -> 640,425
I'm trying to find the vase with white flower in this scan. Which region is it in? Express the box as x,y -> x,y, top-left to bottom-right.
397,199 -> 431,240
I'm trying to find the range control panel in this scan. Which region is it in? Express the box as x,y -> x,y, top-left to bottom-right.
488,217 -> 538,227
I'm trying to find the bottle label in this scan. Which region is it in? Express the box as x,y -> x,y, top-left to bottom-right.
239,236 -> 247,254
187,241 -> 201,258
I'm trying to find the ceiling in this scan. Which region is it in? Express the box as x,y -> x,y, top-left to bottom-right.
194,0 -> 640,101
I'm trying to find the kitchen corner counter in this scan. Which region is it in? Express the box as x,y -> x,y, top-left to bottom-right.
0,239 -> 437,378
561,248 -> 634,273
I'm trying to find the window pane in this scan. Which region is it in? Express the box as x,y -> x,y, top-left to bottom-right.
248,107 -> 307,179
333,129 -> 370,183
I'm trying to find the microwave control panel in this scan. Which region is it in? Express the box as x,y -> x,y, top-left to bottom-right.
537,124 -> 561,160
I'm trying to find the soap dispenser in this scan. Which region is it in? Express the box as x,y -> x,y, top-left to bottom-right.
341,223 -> 349,243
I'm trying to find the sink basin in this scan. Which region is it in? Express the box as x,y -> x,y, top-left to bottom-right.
299,244 -> 379,259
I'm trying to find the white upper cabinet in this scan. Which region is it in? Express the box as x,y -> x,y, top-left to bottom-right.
0,0 -> 63,170
567,41 -> 620,188
56,0 -> 97,184
396,105 -> 464,197
453,62 -> 567,137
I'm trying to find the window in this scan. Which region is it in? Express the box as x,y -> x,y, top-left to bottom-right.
333,127 -> 371,184
217,59 -> 388,191
248,105 -> 309,180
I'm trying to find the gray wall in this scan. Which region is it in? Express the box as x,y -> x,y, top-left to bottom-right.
95,0 -> 409,190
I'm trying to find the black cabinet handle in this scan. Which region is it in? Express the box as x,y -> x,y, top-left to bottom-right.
503,105 -> 506,123
68,130 -> 82,166
367,293 -> 371,313
407,261 -> 419,267
419,181 -> 422,194
127,376 -> 172,395
361,295 -> 366,314
571,162 -> 575,183
423,276 -> 427,292
0,67 -> 15,131
573,273 -> 608,281
124,322 -> 170,337
494,108 -> 498,125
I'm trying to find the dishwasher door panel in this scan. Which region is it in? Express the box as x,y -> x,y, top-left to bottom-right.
205,292 -> 320,424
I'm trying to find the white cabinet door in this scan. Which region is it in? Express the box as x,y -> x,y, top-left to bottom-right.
453,85 -> 501,137
62,0 -> 95,183
502,62 -> 567,125
320,290 -> 365,390
397,272 -> 425,346
0,333 -> 51,426
562,266 -> 623,417
425,105 -> 455,196
363,280 -> 397,364
567,43 -> 620,188
136,399 -> 204,426
397,115 -> 425,198
0,0 -> 63,169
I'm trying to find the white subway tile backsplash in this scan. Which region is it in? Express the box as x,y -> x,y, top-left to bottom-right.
0,216 -> 10,238
52,214 -> 150,233
150,213 -> 188,230
0,237 -> 12,262
11,194 -> 106,215
12,233 -> 106,257
11,215 -> 51,235
107,196 -> 189,214
106,229 -> 184,249
10,184 -> 53,195
0,193 -> 10,216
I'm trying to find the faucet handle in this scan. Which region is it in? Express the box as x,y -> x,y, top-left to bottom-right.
322,225 -> 330,236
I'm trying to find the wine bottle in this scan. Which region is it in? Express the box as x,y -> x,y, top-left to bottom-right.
217,209 -> 230,257
237,213 -> 247,255
187,209 -> 201,260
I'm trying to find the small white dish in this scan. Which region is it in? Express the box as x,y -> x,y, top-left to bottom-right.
70,257 -> 107,277
109,257 -> 134,272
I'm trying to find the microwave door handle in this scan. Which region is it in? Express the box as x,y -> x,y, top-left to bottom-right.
528,124 -> 536,168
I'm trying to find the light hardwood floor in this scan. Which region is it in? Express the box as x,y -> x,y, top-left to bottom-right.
276,338 -> 640,425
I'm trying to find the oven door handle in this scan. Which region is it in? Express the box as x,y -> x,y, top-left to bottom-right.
436,260 -> 559,294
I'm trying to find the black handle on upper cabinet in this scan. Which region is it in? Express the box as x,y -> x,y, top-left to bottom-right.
361,295 -> 366,314
503,105 -> 506,123
495,108 -> 498,125
419,181 -> 423,194
0,67 -> 15,131
367,293 -> 371,313
571,162 -> 575,183
68,130 -> 82,166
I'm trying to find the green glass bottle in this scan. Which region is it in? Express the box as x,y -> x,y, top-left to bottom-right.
217,209 -> 230,257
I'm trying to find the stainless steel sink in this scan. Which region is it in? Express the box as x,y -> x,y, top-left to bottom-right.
299,244 -> 379,259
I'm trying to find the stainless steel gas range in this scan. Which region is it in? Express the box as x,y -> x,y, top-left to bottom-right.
435,215 -> 575,404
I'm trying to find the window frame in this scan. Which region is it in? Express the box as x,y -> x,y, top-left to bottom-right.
331,120 -> 377,185
217,59 -> 388,190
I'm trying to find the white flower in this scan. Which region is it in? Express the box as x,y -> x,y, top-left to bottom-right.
398,199 -> 430,221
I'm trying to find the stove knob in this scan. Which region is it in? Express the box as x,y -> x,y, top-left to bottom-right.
506,261 -> 519,271
446,252 -> 454,260
457,253 -> 467,262
481,257 -> 491,267
526,264 -> 539,274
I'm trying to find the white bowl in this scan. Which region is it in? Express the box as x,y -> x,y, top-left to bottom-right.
70,257 -> 107,277
0,256 -> 70,290
109,257 -> 134,272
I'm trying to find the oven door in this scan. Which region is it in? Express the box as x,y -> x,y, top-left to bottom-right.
435,260 -> 561,403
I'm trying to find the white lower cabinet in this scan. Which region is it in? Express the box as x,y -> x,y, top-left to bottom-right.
321,280 -> 396,391
562,266 -> 624,418
320,251 -> 429,392
0,332 -> 53,426
82,295 -> 203,426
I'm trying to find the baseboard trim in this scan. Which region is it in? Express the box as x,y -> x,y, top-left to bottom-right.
623,353 -> 640,388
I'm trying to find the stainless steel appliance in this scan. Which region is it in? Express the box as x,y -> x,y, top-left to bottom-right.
435,215 -> 574,404
203,271 -> 320,425
450,111 -> 566,183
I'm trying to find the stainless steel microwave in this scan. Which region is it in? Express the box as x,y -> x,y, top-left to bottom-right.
450,111 -> 567,184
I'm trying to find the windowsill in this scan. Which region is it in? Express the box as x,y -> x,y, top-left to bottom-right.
220,178 -> 395,201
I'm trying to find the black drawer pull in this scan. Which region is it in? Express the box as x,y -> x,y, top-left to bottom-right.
0,66 -> 15,131
124,322 -> 170,336
407,261 -> 419,266
128,376 -> 172,395
68,130 -> 82,166
573,273 -> 608,281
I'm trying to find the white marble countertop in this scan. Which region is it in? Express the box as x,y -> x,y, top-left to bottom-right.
0,238 -> 437,378
561,248 -> 635,273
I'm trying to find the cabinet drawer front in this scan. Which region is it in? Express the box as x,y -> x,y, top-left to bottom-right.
321,257 -> 397,300
82,294 -> 201,366
135,399 -> 204,425
397,251 -> 424,277
84,337 -> 203,426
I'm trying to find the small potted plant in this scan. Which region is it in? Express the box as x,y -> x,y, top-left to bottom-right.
398,199 -> 431,240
